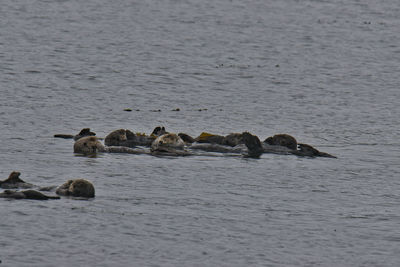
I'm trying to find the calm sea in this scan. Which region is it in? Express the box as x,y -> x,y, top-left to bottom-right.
1,0 -> 399,266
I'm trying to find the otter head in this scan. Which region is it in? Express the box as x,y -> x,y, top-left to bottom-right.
74,136 -> 105,154
264,134 -> 297,150
104,129 -> 128,146
151,133 -> 185,152
68,179 -> 95,198
56,179 -> 95,198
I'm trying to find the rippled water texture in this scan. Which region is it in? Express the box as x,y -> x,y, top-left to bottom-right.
1,0 -> 400,266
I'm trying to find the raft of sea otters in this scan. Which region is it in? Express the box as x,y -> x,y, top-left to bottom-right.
65,126 -> 336,159
1,127 -> 335,201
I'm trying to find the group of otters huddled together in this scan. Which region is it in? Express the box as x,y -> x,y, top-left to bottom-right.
1,127 -> 335,201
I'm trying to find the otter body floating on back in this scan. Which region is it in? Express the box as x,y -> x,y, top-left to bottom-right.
0,172 -> 96,200
262,134 -> 336,158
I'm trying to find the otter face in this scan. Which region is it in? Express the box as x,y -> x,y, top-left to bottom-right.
74,136 -> 105,154
68,179 -> 95,198
56,179 -> 95,198
264,134 -> 297,150
151,133 -> 185,152
105,129 -> 128,146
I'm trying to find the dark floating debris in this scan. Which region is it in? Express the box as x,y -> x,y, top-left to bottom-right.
150,109 -> 161,112
123,108 -> 132,112
172,108 -> 180,111
198,108 -> 208,111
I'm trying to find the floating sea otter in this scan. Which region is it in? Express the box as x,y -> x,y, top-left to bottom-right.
262,134 -> 336,158
0,172 -> 95,200
55,179 -> 95,198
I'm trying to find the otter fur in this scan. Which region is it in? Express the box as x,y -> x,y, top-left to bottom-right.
151,133 -> 186,153
264,134 -> 298,150
56,179 -> 95,198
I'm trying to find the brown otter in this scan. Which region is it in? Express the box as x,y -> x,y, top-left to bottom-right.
0,171 -> 34,189
264,134 -> 298,150
104,129 -> 128,146
56,179 -> 95,198
74,136 -> 106,154
0,190 -> 60,200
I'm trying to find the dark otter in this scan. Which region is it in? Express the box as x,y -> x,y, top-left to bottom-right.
74,136 -> 106,154
294,143 -> 337,158
54,128 -> 96,140
264,134 -> 298,150
223,133 -> 244,147
0,171 -> 34,189
56,179 -> 95,198
104,129 -> 128,146
0,190 -> 60,200
242,132 -> 263,158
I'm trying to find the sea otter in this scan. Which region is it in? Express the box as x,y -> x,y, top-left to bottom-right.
0,172 -> 96,200
150,133 -> 188,155
56,179 -> 95,198
74,136 -> 107,154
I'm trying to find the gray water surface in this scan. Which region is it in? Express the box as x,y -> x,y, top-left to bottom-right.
1,0 -> 400,266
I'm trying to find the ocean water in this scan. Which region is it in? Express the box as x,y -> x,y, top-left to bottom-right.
1,0 -> 399,266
